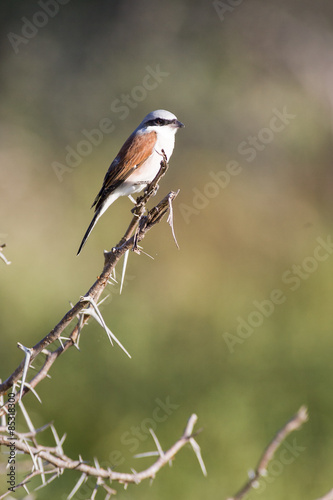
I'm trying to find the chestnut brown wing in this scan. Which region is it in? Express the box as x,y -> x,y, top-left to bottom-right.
92,130 -> 157,211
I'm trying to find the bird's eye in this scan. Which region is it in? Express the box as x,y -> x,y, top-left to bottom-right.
156,118 -> 163,125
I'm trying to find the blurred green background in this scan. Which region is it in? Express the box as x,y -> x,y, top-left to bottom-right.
1,0 -> 333,498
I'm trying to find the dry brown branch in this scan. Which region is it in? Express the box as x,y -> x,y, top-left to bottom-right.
227,406 -> 309,500
0,155 -> 177,411
0,413 -> 202,498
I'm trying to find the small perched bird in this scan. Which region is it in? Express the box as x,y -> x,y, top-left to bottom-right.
77,109 -> 184,255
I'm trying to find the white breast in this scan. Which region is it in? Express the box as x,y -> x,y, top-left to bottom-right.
124,127 -> 176,192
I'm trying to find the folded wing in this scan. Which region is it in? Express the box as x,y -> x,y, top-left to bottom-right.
92,130 -> 157,212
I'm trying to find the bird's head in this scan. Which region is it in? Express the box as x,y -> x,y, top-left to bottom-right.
140,109 -> 185,133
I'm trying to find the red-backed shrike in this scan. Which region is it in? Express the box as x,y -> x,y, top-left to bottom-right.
77,109 -> 184,255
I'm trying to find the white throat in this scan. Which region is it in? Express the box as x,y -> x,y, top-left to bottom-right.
149,125 -> 177,160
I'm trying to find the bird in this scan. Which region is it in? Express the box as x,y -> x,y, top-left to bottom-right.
77,109 -> 184,255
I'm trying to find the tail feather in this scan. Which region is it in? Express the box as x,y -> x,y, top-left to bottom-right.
77,191 -> 121,255
77,211 -> 101,255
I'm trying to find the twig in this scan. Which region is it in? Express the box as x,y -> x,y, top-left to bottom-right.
17,343 -> 33,401
119,249 -> 129,295
79,295 -> 131,357
189,436 -> 207,477
167,189 -> 180,249
227,406 -> 308,500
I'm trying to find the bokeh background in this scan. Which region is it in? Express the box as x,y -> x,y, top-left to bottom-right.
1,0 -> 333,498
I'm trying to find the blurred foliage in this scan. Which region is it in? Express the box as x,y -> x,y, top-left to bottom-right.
1,0 -> 333,498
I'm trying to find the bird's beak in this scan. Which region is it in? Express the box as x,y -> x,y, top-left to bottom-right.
175,120 -> 185,128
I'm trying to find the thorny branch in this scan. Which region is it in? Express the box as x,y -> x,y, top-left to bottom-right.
226,406 -> 309,500
0,411 -> 203,499
0,154 -> 178,409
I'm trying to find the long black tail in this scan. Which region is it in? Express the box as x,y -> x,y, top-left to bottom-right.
77,211 -> 100,255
